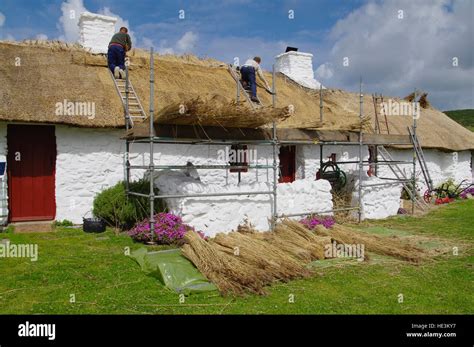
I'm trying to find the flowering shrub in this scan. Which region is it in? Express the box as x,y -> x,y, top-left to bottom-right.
128,212 -> 204,244
299,215 -> 335,230
460,187 -> 474,199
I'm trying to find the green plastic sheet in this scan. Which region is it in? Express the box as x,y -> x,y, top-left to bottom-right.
129,248 -> 217,295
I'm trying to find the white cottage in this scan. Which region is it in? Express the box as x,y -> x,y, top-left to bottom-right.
0,30 -> 472,235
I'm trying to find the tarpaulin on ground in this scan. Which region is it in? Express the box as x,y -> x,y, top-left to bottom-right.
129,248 -> 217,295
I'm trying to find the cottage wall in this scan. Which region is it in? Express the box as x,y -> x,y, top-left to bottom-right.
152,170 -> 333,237
377,148 -> 473,195
0,124 -> 471,228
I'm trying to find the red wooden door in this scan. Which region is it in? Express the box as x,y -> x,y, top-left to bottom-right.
7,125 -> 56,222
279,146 -> 296,183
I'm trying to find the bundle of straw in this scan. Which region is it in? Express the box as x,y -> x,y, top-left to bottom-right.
181,231 -> 267,295
315,224 -> 425,262
156,96 -> 290,128
212,231 -> 309,282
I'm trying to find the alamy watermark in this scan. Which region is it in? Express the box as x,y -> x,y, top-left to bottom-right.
55,99 -> 95,119
381,99 -> 420,119
217,147 -> 258,163
0,240 -> 38,262
324,241 -> 365,261
18,321 -> 55,341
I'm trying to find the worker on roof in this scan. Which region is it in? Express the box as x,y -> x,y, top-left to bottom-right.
240,56 -> 272,103
107,27 -> 132,79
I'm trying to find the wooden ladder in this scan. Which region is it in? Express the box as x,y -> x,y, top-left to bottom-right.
372,94 -> 390,134
109,69 -> 147,128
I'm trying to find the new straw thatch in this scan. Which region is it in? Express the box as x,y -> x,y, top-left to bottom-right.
1,40 -> 474,151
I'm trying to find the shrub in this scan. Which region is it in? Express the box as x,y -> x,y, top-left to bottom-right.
54,219 -> 73,227
92,179 -> 165,230
300,215 -> 335,229
128,212 -> 204,244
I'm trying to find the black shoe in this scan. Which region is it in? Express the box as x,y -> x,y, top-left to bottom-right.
250,97 -> 260,104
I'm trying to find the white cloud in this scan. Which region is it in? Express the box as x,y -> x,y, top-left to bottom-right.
57,0 -> 87,42
152,31 -> 199,55
57,0 -> 135,45
315,63 -> 334,80
98,7 -> 135,46
176,31 -> 198,52
316,0 -> 473,109
36,33 -> 48,40
0,12 -> 5,27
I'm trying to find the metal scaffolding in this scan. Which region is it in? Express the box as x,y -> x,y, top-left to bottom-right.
122,50 -> 422,240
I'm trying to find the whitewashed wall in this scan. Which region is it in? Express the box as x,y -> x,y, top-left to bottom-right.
2,123 -> 472,226
152,170 -> 333,236
351,176 -> 403,220
78,12 -> 117,54
274,51 -> 324,89
55,126 -> 275,223
297,144 -> 370,181
377,148 -> 472,194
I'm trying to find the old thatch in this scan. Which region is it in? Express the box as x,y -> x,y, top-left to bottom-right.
1,40 -> 474,151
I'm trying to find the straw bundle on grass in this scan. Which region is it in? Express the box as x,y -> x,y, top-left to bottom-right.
181,231 -> 267,295
212,232 -> 309,282
273,220 -> 326,260
315,224 -> 425,263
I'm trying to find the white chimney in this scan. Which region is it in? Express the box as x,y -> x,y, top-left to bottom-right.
78,12 -> 117,54
275,51 -> 324,89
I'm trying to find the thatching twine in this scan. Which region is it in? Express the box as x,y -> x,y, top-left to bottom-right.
156,96 -> 290,128
315,224 -> 425,262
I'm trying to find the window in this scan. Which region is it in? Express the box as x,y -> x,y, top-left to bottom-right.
229,145 -> 249,173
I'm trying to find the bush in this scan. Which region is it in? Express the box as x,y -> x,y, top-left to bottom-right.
128,212 -> 204,244
92,179 -> 165,230
54,219 -> 73,227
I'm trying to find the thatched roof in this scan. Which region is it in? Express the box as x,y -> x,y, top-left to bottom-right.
1,40 -> 473,151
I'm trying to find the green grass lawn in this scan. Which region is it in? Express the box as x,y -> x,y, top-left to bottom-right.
0,200 -> 472,314
444,109 -> 474,132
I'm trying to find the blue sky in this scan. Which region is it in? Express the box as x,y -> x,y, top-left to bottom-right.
0,0 -> 472,110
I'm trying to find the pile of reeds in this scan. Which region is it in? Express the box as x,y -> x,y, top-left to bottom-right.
182,220 -> 429,296
315,224 -> 425,262
272,219 -> 332,261
181,219 -> 338,295
181,231 -> 268,295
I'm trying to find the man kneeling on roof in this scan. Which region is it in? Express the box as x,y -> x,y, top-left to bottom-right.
240,56 -> 272,103
107,27 -> 132,79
